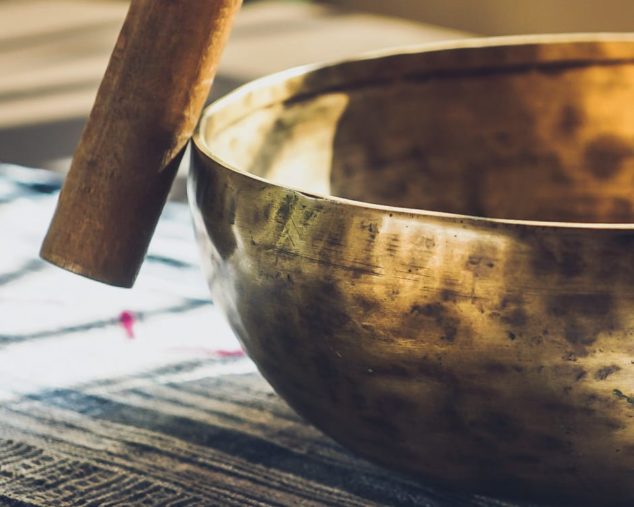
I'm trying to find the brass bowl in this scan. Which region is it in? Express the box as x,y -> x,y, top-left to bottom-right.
189,35 -> 634,506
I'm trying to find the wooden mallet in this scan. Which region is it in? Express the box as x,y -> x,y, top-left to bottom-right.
40,0 -> 242,287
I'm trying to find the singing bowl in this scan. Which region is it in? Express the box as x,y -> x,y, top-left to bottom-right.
189,35 -> 634,505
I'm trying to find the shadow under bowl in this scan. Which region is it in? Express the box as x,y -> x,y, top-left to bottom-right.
189,34 -> 634,506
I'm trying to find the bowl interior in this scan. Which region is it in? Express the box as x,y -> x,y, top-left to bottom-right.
201,37 -> 634,223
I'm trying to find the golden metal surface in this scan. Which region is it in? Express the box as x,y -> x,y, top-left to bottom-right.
190,35 -> 634,505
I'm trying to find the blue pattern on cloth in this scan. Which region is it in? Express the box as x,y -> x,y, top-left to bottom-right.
0,163 -> 247,396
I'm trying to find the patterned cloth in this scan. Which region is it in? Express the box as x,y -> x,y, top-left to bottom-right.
0,164 -> 532,506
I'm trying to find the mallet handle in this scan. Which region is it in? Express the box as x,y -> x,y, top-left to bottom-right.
41,0 -> 241,287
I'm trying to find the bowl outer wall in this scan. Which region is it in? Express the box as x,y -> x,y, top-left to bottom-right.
189,35 -> 634,505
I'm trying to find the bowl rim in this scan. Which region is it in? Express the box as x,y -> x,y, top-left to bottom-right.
193,33 -> 634,231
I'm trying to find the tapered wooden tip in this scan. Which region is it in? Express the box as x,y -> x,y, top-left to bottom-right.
40,0 -> 241,287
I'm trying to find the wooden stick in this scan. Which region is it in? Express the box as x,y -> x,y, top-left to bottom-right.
40,0 -> 241,287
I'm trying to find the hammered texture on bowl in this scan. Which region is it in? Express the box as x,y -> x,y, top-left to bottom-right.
190,35 -> 634,506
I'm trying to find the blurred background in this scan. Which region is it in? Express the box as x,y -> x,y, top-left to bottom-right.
1,0 -> 633,196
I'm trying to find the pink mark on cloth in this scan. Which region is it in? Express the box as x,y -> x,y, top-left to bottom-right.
119,310 -> 136,339
170,346 -> 246,358
215,349 -> 245,358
